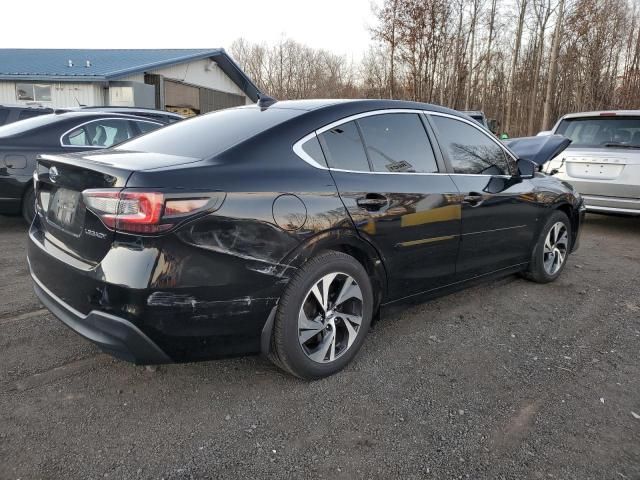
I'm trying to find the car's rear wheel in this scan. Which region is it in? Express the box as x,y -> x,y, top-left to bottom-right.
22,186 -> 36,224
523,210 -> 571,283
270,251 -> 373,379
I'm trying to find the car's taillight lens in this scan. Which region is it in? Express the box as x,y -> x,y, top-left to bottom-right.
83,189 -> 221,234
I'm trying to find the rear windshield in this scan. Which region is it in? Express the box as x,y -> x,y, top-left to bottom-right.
0,113 -> 60,137
556,116 -> 640,147
115,107 -> 303,159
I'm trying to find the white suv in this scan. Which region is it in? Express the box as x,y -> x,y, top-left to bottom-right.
540,110 -> 640,215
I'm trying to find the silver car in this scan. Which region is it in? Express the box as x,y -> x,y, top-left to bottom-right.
539,110 -> 640,215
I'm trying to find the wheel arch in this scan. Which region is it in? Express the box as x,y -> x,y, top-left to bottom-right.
282,228 -> 388,309
552,200 -> 579,250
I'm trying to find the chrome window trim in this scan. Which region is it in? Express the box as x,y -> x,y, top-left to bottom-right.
59,118 -> 163,148
292,108 -> 517,175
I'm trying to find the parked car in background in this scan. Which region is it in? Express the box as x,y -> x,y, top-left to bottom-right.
0,104 -> 183,127
28,99 -> 584,380
462,110 -> 490,129
461,110 -> 498,134
72,107 -> 183,124
0,111 -> 167,222
0,104 -> 53,125
540,110 -> 640,215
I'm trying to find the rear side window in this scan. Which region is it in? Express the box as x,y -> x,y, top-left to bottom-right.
0,109 -> 8,125
116,107 -> 303,159
556,116 -> 640,147
318,121 -> 370,172
135,120 -> 163,134
430,116 -> 513,175
18,110 -> 45,120
62,119 -> 135,147
0,113 -> 60,138
299,136 -> 328,167
357,113 -> 438,173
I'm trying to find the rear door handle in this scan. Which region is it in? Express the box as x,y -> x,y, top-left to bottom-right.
463,192 -> 484,206
357,194 -> 388,211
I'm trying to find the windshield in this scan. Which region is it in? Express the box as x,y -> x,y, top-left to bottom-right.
556,116 -> 640,147
0,113 -> 60,137
115,107 -> 303,159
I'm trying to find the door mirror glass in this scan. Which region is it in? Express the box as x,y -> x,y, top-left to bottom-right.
516,158 -> 536,178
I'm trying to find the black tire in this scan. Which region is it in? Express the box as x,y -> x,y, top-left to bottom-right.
523,210 -> 571,283
21,186 -> 36,225
270,250 -> 374,380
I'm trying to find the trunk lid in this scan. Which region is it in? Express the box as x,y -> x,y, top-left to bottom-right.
545,147 -> 640,198
35,151 -> 199,263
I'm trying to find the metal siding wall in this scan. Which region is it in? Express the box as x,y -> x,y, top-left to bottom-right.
198,88 -> 245,113
0,81 -> 100,108
149,59 -> 249,100
115,73 -> 145,83
0,81 -> 15,104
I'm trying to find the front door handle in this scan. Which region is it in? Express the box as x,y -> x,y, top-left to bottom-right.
357,194 -> 388,211
463,192 -> 484,206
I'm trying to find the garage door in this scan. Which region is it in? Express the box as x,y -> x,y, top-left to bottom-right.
164,80 -> 200,116
199,88 -> 246,113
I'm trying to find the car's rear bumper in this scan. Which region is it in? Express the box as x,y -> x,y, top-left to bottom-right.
27,218 -> 286,363
31,265 -> 171,364
582,194 -> 640,215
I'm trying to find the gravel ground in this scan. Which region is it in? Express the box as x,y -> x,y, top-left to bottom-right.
0,213 -> 638,480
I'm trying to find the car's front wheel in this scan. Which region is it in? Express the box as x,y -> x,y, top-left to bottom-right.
523,210 -> 572,283
270,251 -> 374,379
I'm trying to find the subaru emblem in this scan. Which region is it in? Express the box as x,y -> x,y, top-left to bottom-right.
49,166 -> 59,183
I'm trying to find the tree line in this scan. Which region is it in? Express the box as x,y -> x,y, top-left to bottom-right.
231,0 -> 640,137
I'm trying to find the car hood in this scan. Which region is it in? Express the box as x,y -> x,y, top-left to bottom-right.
503,135 -> 572,166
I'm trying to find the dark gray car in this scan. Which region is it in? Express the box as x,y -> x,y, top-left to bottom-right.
0,111 -> 167,222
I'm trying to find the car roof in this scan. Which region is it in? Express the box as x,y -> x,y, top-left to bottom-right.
0,103 -> 52,110
46,111 -> 166,122
248,98 -> 465,117
561,110 -> 640,119
74,106 -> 183,117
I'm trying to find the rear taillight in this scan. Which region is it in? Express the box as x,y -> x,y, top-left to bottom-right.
83,189 -> 223,234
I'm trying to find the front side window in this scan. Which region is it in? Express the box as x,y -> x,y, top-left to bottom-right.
357,113 -> 438,173
430,116 -> 513,175
318,121 -> 370,172
16,83 -> 52,102
62,119 -> 135,148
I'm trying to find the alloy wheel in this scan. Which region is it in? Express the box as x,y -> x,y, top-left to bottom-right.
543,221 -> 568,275
298,272 -> 363,363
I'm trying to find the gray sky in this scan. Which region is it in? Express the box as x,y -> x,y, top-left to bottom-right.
1,0 -> 378,59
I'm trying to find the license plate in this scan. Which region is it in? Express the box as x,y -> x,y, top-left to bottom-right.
566,162 -> 623,180
48,188 -> 80,228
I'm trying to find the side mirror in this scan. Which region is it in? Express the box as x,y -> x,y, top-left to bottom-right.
516,158 -> 537,178
536,130 -> 552,136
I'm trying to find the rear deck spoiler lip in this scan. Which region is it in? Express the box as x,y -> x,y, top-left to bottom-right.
503,134 -> 572,166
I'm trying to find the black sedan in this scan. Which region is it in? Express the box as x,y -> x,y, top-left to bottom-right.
27,99 -> 585,379
0,111 -> 167,222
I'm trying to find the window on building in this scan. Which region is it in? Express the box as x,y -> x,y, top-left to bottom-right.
430,116 -> 514,175
357,113 -> 439,173
16,83 -> 52,102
